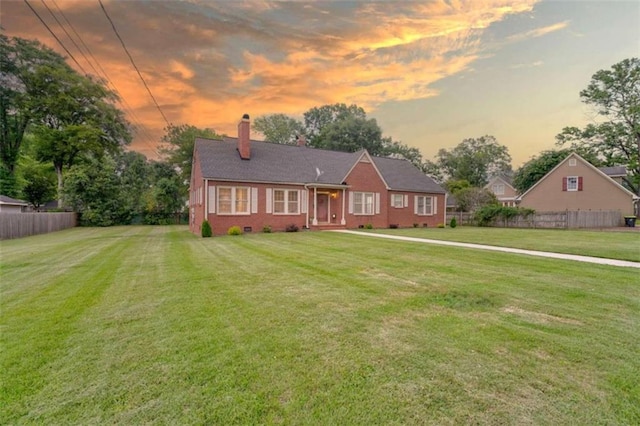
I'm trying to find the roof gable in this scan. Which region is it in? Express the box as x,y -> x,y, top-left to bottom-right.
517,152 -> 637,200
484,176 -> 515,191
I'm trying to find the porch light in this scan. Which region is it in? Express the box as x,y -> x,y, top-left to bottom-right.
330,191 -> 338,199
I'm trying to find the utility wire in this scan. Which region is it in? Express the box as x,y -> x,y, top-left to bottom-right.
98,0 -> 171,128
50,0 -> 161,155
23,0 -> 87,75
41,0 -> 101,77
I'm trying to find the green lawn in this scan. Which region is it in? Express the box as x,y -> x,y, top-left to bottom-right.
1,226 -> 639,424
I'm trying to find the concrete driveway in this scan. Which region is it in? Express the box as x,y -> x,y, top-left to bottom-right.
334,230 -> 640,269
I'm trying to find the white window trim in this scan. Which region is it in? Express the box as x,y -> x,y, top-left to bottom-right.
217,186 -> 251,215
272,189 -> 300,215
352,191 -> 376,216
567,176 -> 579,192
414,195 -> 434,216
391,194 -> 404,208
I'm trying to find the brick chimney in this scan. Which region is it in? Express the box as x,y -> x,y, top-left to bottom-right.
296,134 -> 306,147
237,113 -> 250,160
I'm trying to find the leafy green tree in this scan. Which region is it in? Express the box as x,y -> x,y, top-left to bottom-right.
31,62 -> 130,204
22,172 -> 55,211
63,155 -> 126,226
303,103 -> 366,145
143,161 -> 184,224
160,124 -> 220,187
381,137 -> 425,170
0,35 -> 68,195
314,115 -> 385,154
257,104 -> 428,170
443,179 -> 471,196
117,151 -> 151,220
18,154 -> 56,210
455,187 -> 499,213
253,113 -> 305,144
434,136 -> 512,187
556,58 -> 640,194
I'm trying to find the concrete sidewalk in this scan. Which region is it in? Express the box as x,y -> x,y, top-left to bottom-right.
334,230 -> 640,269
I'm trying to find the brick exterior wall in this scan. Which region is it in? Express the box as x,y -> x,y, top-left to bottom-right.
190,149 -> 447,235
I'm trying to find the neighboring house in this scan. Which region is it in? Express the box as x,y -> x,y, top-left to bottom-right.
517,153 -> 638,216
189,114 -> 446,235
598,165 -> 627,187
0,195 -> 29,213
484,175 -> 517,207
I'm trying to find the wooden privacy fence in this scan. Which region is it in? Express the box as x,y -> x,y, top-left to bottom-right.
0,212 -> 77,240
447,210 -> 625,229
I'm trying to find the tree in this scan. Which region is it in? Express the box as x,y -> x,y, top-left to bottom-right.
63,155 -> 126,226
31,63 -> 131,205
22,172 -> 55,211
443,179 -> 471,195
314,115 -> 385,154
303,103 -> 366,145
434,136 -> 512,187
258,103 -> 428,170
0,35 -> 68,196
380,137 -> 425,170
160,124 -> 220,187
117,151 -> 151,220
18,153 -> 56,210
253,113 -> 305,144
455,187 -> 499,213
143,161 -> 184,224
556,58 -> 640,195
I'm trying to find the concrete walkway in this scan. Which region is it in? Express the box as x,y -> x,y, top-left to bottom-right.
334,230 -> 640,269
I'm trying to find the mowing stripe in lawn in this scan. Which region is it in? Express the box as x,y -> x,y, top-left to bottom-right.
336,230 -> 640,269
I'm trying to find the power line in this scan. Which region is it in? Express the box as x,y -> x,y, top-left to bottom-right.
23,0 -> 87,74
98,0 -> 171,128
50,0 -> 161,156
41,0 -> 101,77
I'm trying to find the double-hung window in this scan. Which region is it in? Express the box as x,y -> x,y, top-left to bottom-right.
273,189 -> 299,214
566,176 -> 578,191
415,195 -> 433,215
218,187 -> 250,215
391,194 -> 404,208
353,192 -> 374,215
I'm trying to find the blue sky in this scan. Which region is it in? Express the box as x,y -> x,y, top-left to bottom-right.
3,0 -> 639,167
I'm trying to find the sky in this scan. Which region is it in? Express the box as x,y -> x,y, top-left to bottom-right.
2,0 -> 639,167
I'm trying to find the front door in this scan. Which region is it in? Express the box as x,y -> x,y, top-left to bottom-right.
316,194 -> 329,223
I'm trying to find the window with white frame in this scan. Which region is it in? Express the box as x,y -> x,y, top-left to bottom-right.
566,176 -> 578,191
391,194 -> 404,208
415,195 -> 433,215
491,183 -> 505,195
353,192 -> 374,215
273,189 -> 299,214
218,186 -> 250,215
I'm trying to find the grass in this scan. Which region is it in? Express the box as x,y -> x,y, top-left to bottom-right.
1,226 -> 639,424
369,226 -> 640,262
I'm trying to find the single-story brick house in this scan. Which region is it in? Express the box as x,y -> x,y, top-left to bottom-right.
189,114 -> 446,235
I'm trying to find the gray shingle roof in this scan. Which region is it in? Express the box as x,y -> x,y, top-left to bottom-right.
598,166 -> 626,177
0,195 -> 28,205
195,138 -> 444,193
371,156 -> 445,193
